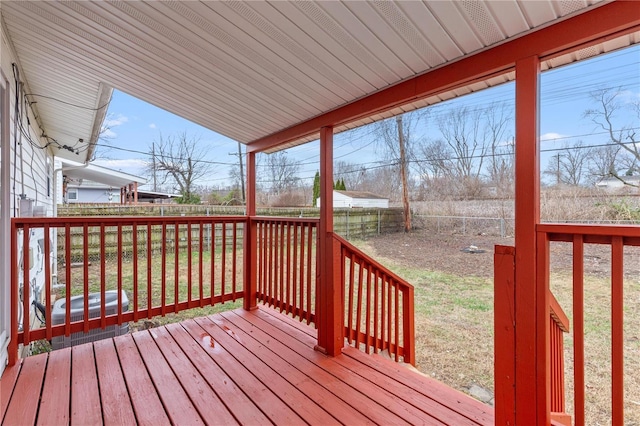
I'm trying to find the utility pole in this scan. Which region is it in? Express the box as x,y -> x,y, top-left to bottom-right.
238,142 -> 245,203
229,142 -> 246,204
151,142 -> 157,192
396,115 -> 411,232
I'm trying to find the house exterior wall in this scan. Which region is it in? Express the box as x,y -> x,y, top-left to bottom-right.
317,191 -> 389,209
333,192 -> 351,208
1,22 -> 55,374
66,185 -> 117,204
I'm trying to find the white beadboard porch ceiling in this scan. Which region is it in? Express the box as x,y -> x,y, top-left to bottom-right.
1,0 -> 637,160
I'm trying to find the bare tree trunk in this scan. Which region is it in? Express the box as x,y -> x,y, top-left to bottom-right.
396,115 -> 411,232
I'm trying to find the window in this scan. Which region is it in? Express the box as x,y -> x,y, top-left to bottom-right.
67,189 -> 78,201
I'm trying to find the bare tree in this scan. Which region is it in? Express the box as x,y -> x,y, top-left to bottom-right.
150,132 -> 212,203
587,144 -> 621,184
358,166 -> 402,200
485,103 -> 514,195
334,161 -> 366,190
437,106 -> 487,181
544,141 -> 592,186
375,111 -> 425,231
487,138 -> 514,197
261,151 -> 300,195
584,87 -> 640,186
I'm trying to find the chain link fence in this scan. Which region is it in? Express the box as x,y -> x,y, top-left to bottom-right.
415,215 -> 515,238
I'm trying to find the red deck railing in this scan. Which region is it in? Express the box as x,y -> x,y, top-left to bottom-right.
253,217 -> 318,324
539,223 -> 638,426
10,215 -> 415,368
10,216 -> 245,365
333,233 -> 415,365
496,224 -> 636,425
549,291 -> 570,425
494,245 -> 571,425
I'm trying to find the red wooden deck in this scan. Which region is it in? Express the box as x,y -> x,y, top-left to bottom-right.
1,306 -> 493,425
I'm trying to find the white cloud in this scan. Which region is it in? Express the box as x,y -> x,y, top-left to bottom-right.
101,128 -> 118,139
100,114 -> 129,139
104,114 -> 128,127
149,123 -> 156,129
540,132 -> 567,142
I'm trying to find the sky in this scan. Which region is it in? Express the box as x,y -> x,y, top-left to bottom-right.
93,44 -> 640,190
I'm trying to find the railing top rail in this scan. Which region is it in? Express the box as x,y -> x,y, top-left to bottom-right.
538,223 -> 640,237
332,232 -> 413,291
250,216 -> 320,225
538,223 -> 640,245
549,292 -> 570,333
11,215 -> 248,227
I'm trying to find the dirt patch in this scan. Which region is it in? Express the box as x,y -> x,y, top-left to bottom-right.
369,227 -> 640,279
369,230 -> 508,279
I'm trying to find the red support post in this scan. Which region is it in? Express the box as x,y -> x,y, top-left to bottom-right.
243,151 -> 258,311
315,126 -> 343,356
494,245 -> 516,425
514,55 -> 548,424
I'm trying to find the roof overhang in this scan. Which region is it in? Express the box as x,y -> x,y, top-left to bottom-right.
1,1 -> 639,160
61,160 -> 146,188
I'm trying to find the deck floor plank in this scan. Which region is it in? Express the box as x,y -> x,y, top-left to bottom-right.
179,319 -> 305,425
163,323 -> 272,425
150,326 -> 239,425
256,306 -> 494,425
231,309 -> 460,425
194,316 -> 340,425
93,339 -> 137,426
223,310 -> 427,425
344,347 -> 494,424
1,361 -> 22,422
131,331 -> 205,425
2,306 -> 494,426
36,347 -> 71,426
3,355 -> 46,425
112,334 -> 170,426
248,309 -> 493,425
217,311 -> 378,425
71,343 -> 102,425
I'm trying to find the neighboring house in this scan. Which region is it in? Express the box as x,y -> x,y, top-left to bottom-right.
595,175 -> 640,190
316,190 -> 389,209
65,181 -> 121,204
59,160 -> 147,205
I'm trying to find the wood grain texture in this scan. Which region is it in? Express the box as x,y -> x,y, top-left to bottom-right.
37,347 -> 71,426
2,306 -> 494,426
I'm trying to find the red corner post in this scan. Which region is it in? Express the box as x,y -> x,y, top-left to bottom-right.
514,55 -> 549,424
243,151 -> 258,311
494,245 -> 516,425
315,126 -> 343,356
